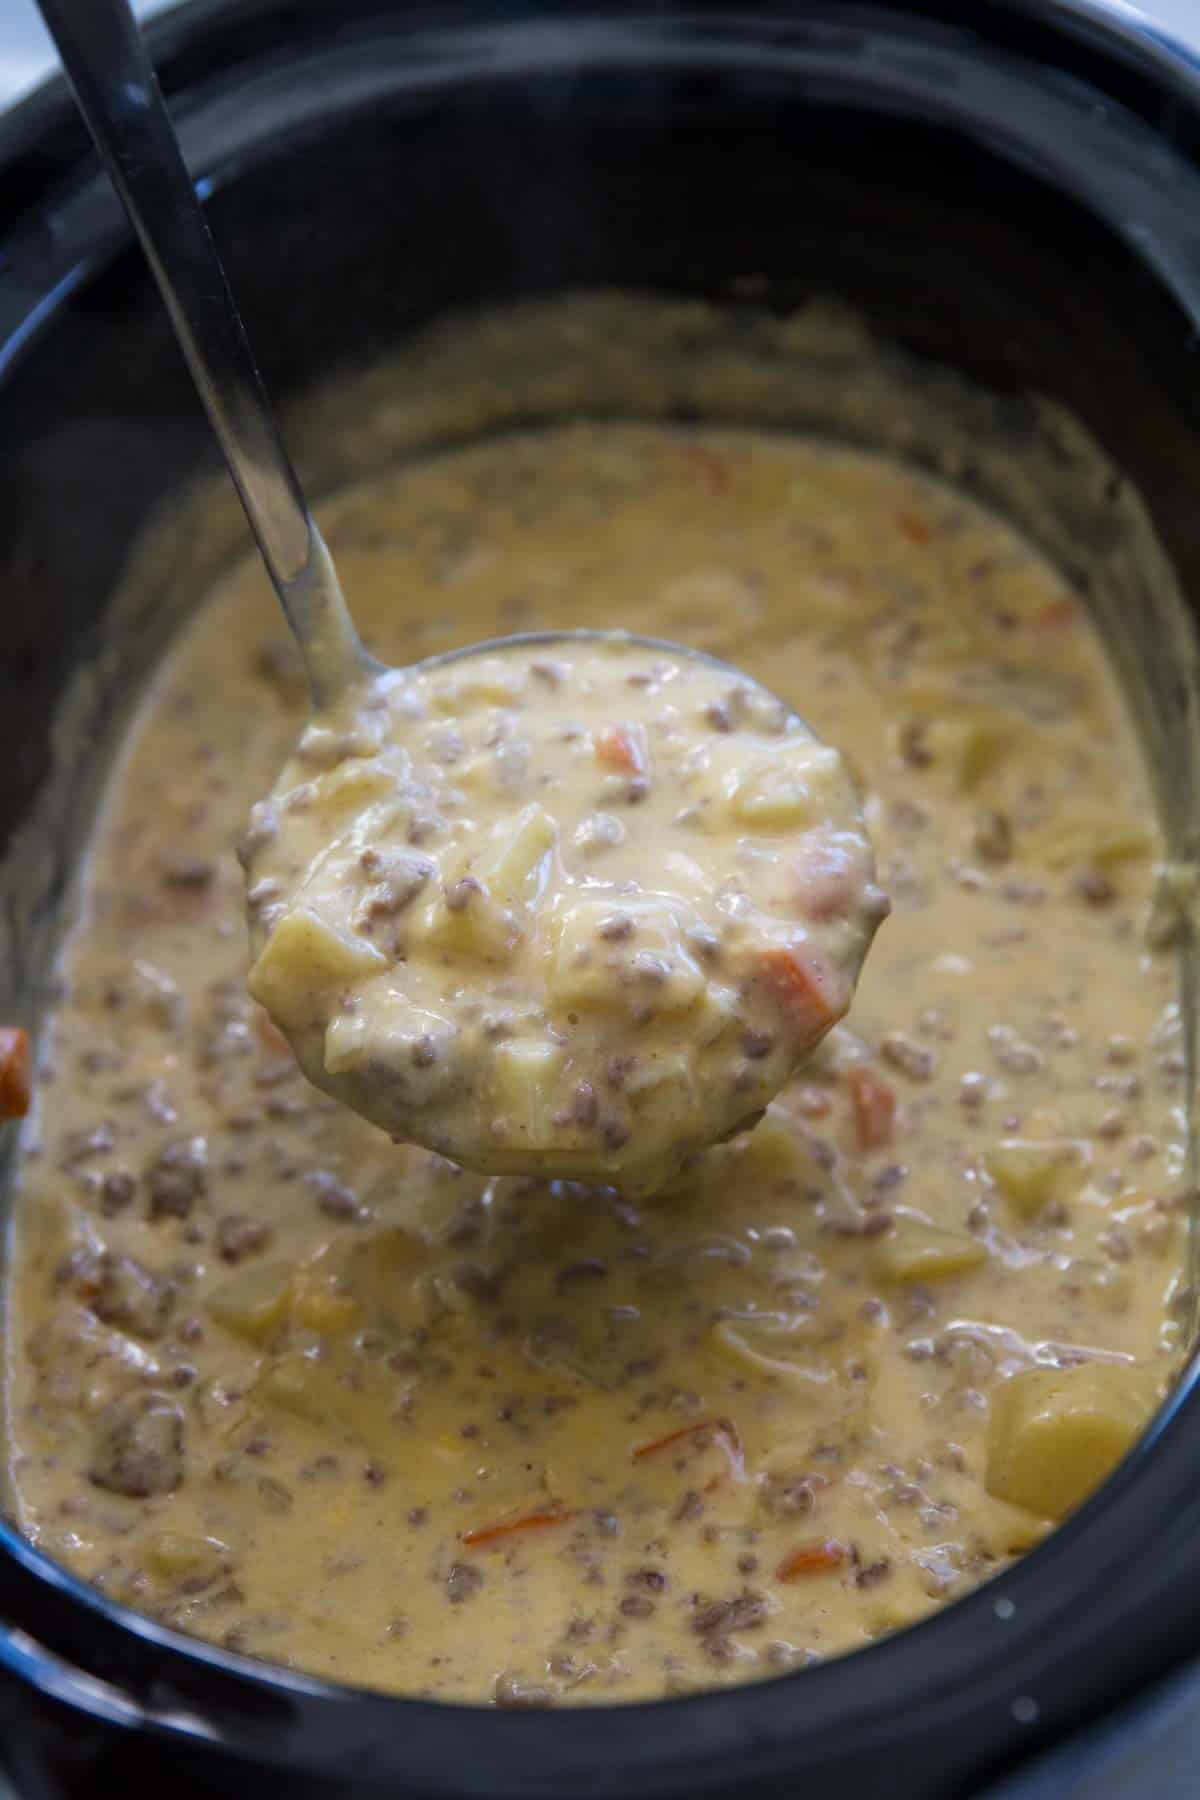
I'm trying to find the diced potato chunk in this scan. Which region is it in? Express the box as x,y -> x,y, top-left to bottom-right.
327,1227 -> 433,1337
729,748 -> 839,828
478,803 -> 557,905
623,1051 -> 693,1097
738,1119 -> 809,1184
433,657 -> 524,710
420,877 -> 517,961
248,907 -> 386,1027
693,980 -> 740,1046
146,1533 -> 231,1583
872,1218 -> 987,1283
550,899 -> 704,1011
311,759 -> 394,817
288,1284 -> 357,1335
984,1139 -> 1089,1218
206,1261 -> 294,1344
257,1350 -> 340,1427
256,1323 -> 422,1459
621,1054 -> 702,1155
288,1227 -> 433,1345
323,1010 -> 367,1075
913,714 -> 1011,790
549,902 -> 635,1008
985,1362 -> 1161,1518
324,1004 -> 453,1088
491,1039 -> 566,1142
720,1118 -> 860,1227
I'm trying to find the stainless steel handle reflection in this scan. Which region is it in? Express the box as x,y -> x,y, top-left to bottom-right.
36,0 -> 365,704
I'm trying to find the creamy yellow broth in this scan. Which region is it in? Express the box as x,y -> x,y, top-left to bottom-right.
244,635 -> 882,1195
5,422 -> 1186,1706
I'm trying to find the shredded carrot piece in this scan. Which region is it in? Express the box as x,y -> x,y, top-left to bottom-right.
461,1502 -> 575,1549
253,1007 -> 292,1058
288,1282 -> 357,1335
776,1538 -> 847,1582
682,444 -> 733,495
594,724 -> 647,776
760,948 -> 844,1042
0,1028 -> 31,1121
847,1066 -> 896,1152
632,1416 -> 745,1480
896,511 -> 932,545
1031,597 -> 1078,631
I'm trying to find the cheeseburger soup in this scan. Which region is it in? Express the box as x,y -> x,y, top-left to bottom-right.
243,635 -> 883,1195
4,421 -> 1186,1706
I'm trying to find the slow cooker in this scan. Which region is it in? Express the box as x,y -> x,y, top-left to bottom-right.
3,1 -> 1200,1794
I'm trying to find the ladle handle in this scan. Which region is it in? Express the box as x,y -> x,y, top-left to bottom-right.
37,0 -> 366,706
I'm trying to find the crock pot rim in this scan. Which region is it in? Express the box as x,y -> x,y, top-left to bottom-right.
2,4 -> 1200,1795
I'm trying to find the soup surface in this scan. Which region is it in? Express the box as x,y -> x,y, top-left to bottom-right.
5,423 -> 1186,1704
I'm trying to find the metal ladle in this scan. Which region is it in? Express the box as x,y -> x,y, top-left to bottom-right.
38,0 -> 373,712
